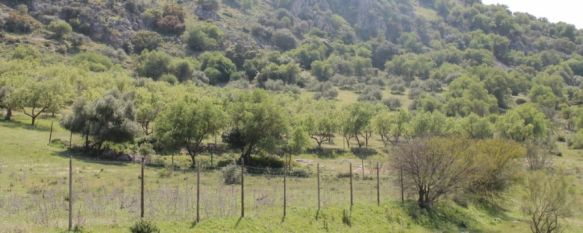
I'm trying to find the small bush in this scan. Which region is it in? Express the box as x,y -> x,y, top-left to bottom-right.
383,97 -> 402,111
342,209 -> 352,226
289,167 -> 312,178
4,12 -> 38,33
272,29 -> 297,51
130,220 -> 160,233
568,130 -> 583,149
185,23 -> 224,52
156,15 -> 185,35
222,164 -> 241,185
130,31 -> 163,54
137,50 -> 172,80
47,19 -> 72,40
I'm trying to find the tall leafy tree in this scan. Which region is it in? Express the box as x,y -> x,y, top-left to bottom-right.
223,90 -> 289,161
496,104 -> 549,142
155,97 -> 226,167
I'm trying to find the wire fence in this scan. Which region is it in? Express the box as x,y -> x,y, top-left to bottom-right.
0,158 -> 405,230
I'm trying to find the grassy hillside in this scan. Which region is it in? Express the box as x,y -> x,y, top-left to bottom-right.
1,0 -> 583,232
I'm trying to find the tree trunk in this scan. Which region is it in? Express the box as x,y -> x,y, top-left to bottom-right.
417,189 -> 433,209
31,116 -> 36,126
4,108 -> 11,120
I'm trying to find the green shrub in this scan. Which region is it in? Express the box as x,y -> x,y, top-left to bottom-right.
568,130 -> 583,149
4,12 -> 38,33
137,50 -> 172,79
160,74 -> 178,85
156,15 -> 185,34
130,31 -> 163,54
185,23 -> 224,51
272,29 -> 297,51
72,52 -> 114,72
289,167 -> 312,178
199,52 -> 236,84
130,220 -> 160,233
47,19 -> 72,39
222,164 -> 241,185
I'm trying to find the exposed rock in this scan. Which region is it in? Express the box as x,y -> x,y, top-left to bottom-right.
195,6 -> 220,21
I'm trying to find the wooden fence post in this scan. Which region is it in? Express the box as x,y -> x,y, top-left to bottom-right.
68,154 -> 73,231
349,162 -> 353,209
69,130 -> 73,149
317,163 -> 320,211
283,154 -> 287,219
241,158 -> 245,218
400,167 -> 404,204
141,157 -> 145,218
196,160 -> 200,223
376,162 -> 380,206
48,121 -> 54,145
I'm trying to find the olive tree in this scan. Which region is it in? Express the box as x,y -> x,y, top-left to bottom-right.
223,90 -> 289,162
155,97 -> 226,167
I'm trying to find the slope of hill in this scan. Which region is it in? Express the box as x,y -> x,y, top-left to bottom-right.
1,0 -> 583,232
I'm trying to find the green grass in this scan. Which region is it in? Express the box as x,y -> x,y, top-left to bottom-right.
1,113 -> 583,232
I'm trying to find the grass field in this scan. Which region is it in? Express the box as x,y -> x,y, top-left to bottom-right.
0,112 -> 582,232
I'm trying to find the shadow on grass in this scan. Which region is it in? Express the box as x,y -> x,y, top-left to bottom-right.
235,217 -> 243,227
0,119 -> 53,132
351,147 -> 378,159
402,201 -> 488,233
307,148 -> 348,159
55,149 -> 130,167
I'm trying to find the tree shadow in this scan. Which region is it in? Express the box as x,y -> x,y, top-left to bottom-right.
55,149 -> 130,167
308,148 -> 348,159
351,147 -> 378,159
0,119 -> 52,132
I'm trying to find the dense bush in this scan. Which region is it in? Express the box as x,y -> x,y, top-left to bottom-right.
272,29 -> 297,51
4,12 -> 38,33
199,52 -> 236,84
185,23 -> 224,51
568,130 -> 583,149
137,50 -> 172,80
130,220 -> 160,233
130,31 -> 163,54
47,19 -> 72,40
154,4 -> 185,34
72,52 -> 114,72
383,97 -> 402,111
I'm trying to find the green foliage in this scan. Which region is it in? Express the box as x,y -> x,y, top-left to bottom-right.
522,172 -> 574,233
372,110 -> 410,146
137,50 -> 172,80
458,114 -> 493,139
61,90 -> 140,151
444,76 -> 498,117
154,4 -> 185,34
257,62 -> 301,85
185,23 -> 224,52
130,220 -> 160,233
272,29 -> 297,51
496,104 -> 549,142
199,52 -> 236,84
155,97 -> 226,167
130,31 -> 163,54
72,52 -> 114,72
224,90 -> 289,160
47,19 -> 72,40
409,111 -> 450,138
4,11 -> 38,33
568,129 -> 583,149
